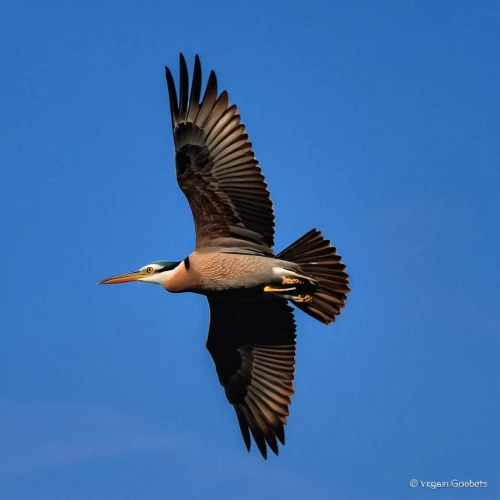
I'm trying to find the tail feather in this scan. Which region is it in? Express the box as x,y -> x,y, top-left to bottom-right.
277,229 -> 350,325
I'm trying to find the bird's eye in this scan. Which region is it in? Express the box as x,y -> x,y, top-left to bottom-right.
146,266 -> 154,274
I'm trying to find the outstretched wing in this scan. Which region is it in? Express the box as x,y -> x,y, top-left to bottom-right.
206,297 -> 296,458
165,54 -> 275,255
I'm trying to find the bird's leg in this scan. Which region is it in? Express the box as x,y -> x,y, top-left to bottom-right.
265,277 -> 305,291
263,276 -> 314,303
263,285 -> 297,293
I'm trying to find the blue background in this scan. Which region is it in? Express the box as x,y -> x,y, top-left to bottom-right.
1,1 -> 498,499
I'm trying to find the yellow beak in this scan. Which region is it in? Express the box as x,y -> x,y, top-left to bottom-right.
97,270 -> 144,285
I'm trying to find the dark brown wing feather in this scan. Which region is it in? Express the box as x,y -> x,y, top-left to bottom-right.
206,297 -> 296,459
165,54 -> 275,255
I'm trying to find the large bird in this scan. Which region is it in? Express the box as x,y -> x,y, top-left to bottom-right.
99,54 -> 350,458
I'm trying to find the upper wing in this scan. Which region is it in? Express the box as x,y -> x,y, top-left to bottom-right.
206,297 -> 296,459
165,54 -> 275,255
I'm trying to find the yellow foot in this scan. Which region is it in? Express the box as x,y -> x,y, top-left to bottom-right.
264,285 -> 296,293
292,294 -> 313,303
282,277 -> 301,285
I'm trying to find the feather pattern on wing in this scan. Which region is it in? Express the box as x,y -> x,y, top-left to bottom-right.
165,54 -> 275,255
206,297 -> 296,458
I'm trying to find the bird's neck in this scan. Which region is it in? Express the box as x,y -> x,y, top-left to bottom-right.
161,258 -> 192,293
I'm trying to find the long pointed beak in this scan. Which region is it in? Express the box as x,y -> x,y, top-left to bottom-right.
97,270 -> 144,285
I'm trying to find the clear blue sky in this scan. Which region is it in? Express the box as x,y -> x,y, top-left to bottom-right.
1,1 -> 499,499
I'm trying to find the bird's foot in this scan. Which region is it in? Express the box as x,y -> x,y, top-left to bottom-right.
281,277 -> 301,285
290,294 -> 313,303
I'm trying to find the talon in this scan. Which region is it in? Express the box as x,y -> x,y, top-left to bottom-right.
282,277 -> 301,285
292,294 -> 313,303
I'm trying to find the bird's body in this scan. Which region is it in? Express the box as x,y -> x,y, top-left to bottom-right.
162,251 -> 306,295
99,54 -> 350,458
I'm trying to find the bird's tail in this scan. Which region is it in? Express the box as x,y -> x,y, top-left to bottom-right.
276,229 -> 350,325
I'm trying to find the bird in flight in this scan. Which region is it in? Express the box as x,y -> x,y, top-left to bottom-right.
99,54 -> 350,458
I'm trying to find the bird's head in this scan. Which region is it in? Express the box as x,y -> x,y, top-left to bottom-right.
98,261 -> 180,286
